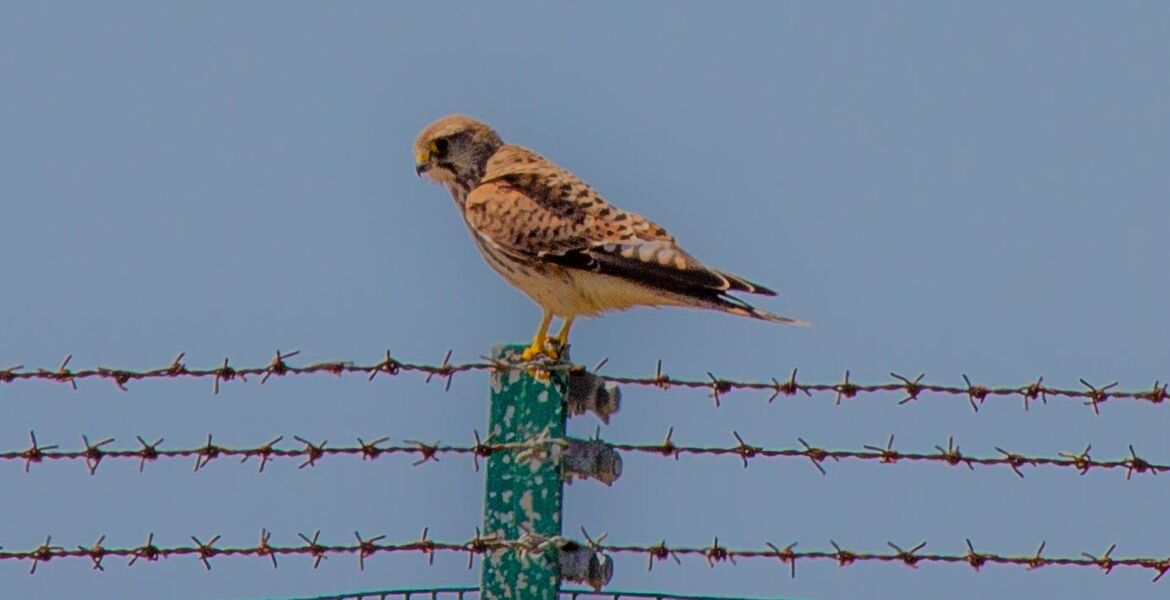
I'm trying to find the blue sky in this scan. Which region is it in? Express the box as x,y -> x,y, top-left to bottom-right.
2,3 -> 1169,599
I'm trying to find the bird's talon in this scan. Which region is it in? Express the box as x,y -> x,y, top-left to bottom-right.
520,345 -> 544,362
519,340 -> 562,363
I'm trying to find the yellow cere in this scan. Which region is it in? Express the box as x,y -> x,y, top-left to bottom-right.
415,150 -> 429,165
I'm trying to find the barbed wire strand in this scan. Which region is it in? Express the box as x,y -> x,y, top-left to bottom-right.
1,432 -> 546,474
1,351 -> 1164,413
1,431 -> 1161,480
0,532 -> 1166,581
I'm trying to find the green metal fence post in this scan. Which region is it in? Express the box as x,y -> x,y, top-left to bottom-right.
481,344 -> 568,599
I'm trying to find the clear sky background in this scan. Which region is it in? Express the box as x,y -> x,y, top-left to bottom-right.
2,4 -> 1169,600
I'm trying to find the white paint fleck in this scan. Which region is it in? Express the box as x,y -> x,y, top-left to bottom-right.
519,490 -> 540,525
502,490 -> 513,503
490,565 -> 510,597
504,405 -> 515,427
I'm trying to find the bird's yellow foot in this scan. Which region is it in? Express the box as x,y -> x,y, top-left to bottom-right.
520,339 -> 562,362
519,313 -> 571,364
519,340 -> 557,382
520,343 -> 542,362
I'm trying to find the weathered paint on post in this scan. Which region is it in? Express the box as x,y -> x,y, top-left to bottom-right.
481,344 -> 567,599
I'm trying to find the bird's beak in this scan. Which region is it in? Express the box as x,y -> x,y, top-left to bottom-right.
415,150 -> 430,177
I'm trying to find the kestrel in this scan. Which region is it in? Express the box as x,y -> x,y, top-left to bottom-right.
414,115 -> 806,361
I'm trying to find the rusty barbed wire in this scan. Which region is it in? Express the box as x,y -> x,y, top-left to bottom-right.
0,351 -> 477,395
612,431 -> 1163,479
0,351 -> 1164,413
0,528 -> 518,574
2,430 -> 1163,480
0,431 -> 553,474
1,531 -> 1167,581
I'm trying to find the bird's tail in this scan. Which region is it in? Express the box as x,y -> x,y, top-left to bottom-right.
705,294 -> 810,327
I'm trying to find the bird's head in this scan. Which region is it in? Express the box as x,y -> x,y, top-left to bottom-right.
413,115 -> 503,187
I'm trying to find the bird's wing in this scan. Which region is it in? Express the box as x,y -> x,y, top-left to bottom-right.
464,145 -> 776,297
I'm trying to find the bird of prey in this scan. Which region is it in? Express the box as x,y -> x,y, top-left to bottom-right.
414,115 -> 806,361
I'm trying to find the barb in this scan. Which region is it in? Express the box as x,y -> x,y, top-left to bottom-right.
2,533 -> 1168,580
1,353 -> 1165,413
3,431 -> 1166,480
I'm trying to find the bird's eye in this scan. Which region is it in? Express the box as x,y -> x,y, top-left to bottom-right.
430,138 -> 450,158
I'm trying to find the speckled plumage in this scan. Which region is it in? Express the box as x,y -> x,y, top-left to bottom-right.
413,115 -> 805,355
